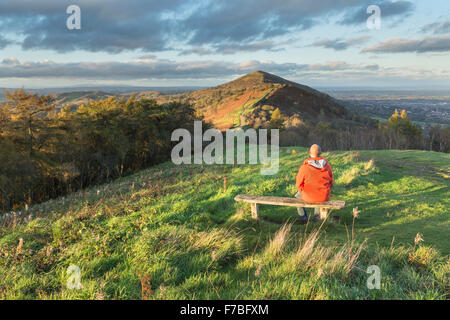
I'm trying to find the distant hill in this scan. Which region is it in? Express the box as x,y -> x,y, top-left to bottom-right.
1,72 -> 360,130
0,86 -> 202,105
51,91 -> 116,107
163,71 -> 351,130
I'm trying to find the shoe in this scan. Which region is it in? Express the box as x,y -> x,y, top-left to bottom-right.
298,208 -> 309,223
299,215 -> 308,224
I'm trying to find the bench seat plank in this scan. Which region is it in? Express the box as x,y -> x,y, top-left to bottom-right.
234,194 -> 345,209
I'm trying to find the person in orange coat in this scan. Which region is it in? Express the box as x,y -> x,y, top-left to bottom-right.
295,144 -> 333,222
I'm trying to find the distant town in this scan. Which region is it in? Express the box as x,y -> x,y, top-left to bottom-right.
323,89 -> 450,126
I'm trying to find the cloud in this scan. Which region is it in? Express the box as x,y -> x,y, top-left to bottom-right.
0,0 -> 186,53
0,36 -> 13,49
179,47 -> 214,56
309,61 -> 352,71
307,61 -> 379,71
0,56 -> 383,80
362,35 -> 450,53
179,1 -> 403,47
340,0 -> 414,25
422,20 -> 450,35
1,57 -> 20,65
179,39 -> 292,56
0,57 -> 302,80
2,56 -> 446,88
212,41 -> 285,54
0,0 -> 409,54
311,36 -> 370,51
136,54 -> 158,61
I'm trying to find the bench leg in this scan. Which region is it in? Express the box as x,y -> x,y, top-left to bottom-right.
251,203 -> 259,220
319,208 -> 329,220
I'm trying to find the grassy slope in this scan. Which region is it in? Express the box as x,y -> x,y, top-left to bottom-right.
0,149 -> 448,299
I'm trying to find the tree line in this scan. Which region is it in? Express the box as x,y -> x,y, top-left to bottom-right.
0,89 -> 200,212
278,108 -> 449,153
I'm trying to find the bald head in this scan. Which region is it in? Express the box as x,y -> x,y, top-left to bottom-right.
309,144 -> 321,157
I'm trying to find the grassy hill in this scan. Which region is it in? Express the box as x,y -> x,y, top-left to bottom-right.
0,148 -> 448,299
51,91 -> 116,106
160,71 -> 351,130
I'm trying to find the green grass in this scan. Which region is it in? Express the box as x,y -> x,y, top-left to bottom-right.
0,148 -> 448,299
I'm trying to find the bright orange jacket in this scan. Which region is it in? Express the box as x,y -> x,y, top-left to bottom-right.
296,157 -> 333,203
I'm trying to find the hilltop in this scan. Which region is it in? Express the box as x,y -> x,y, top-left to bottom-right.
176,71 -> 350,130
0,148 -> 448,299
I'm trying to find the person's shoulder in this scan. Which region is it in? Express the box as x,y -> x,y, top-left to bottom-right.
298,159 -> 308,170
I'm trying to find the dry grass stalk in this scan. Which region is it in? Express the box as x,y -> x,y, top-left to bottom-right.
137,272 -> 153,300
16,238 -> 23,255
265,222 -> 292,258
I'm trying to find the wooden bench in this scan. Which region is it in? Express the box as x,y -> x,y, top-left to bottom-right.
234,194 -> 346,220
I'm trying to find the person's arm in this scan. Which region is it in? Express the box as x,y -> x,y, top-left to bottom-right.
296,166 -> 305,191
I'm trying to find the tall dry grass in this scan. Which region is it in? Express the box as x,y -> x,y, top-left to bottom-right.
263,222 -> 293,259
263,220 -> 366,278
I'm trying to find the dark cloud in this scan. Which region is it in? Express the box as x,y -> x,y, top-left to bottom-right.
422,20 -> 450,35
0,0 -> 185,53
179,47 -> 214,56
362,35 -> 450,53
0,36 -> 13,49
311,36 -> 370,51
180,1 -> 314,45
340,1 -> 414,25
0,0 -> 412,54
180,1 -> 391,46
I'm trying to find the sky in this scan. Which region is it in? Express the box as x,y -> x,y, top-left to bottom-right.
0,0 -> 449,89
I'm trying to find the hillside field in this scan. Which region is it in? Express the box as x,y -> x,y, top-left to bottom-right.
0,148 -> 448,299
